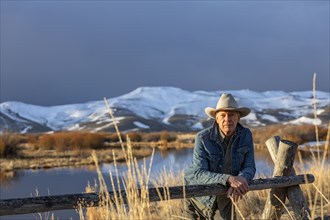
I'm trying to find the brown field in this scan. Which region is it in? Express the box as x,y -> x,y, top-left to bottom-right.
0,131 -> 195,172
0,124 -> 329,219
0,124 -> 328,173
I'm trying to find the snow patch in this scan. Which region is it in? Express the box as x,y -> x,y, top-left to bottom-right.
316,109 -> 325,115
133,121 -> 150,129
285,117 -> 322,125
67,124 -> 81,131
192,122 -> 204,130
299,141 -> 327,148
260,114 -> 278,122
21,126 -> 32,134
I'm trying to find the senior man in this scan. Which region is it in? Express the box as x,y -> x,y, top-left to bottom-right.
184,93 -> 256,220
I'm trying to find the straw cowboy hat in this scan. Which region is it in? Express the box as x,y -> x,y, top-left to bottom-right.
205,93 -> 251,119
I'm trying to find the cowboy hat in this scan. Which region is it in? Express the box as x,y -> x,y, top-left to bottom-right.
205,93 -> 251,118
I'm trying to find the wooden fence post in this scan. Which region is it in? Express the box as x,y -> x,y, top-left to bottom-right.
262,136 -> 311,220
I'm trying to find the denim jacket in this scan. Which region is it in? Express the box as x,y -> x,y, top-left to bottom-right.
184,122 -> 256,210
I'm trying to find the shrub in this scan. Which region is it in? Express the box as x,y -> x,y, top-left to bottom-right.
70,132 -> 85,150
107,133 -> 126,143
37,134 -> 56,150
252,124 -> 328,146
126,132 -> 142,142
0,133 -> 22,158
37,132 -> 106,151
251,125 -> 281,146
280,125 -> 328,144
26,134 -> 38,145
140,132 -> 177,143
142,133 -> 160,142
53,132 -> 71,151
159,131 -> 177,142
82,133 -> 105,149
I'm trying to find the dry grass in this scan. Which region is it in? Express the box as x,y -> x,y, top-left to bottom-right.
78,99 -> 190,219
251,124 -> 328,149
0,147 -> 153,172
80,139 -> 188,220
238,142 -> 330,219
78,132 -> 329,219
79,80 -> 329,219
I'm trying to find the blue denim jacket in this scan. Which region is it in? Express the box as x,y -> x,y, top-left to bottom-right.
184,122 -> 256,210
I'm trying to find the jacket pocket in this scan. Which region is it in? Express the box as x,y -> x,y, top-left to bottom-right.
206,154 -> 221,172
236,146 -> 249,154
236,145 -> 249,167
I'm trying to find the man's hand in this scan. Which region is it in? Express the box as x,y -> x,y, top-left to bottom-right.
227,187 -> 243,202
226,176 -> 249,202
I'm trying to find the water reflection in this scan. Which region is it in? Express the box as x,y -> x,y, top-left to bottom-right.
0,171 -> 22,188
0,167 -> 100,220
255,149 -> 274,176
101,148 -> 193,180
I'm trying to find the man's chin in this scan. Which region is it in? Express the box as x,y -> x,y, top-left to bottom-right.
223,126 -> 233,130
223,130 -> 232,135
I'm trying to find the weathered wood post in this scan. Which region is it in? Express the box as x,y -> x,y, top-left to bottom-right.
262,136 -> 311,219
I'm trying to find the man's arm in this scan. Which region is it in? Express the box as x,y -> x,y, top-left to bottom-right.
192,134 -> 230,186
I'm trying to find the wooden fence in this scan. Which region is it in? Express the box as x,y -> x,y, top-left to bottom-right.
0,174 -> 314,216
0,136 -> 317,219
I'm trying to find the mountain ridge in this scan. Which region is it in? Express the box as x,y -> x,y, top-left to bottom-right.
1,87 -> 329,133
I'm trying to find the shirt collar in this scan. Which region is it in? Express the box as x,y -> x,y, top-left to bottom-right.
210,121 -> 237,142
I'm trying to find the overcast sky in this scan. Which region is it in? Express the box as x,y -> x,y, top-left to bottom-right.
1,1 -> 329,106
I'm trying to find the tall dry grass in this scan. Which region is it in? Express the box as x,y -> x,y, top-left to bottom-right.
77,98 -> 188,219
79,76 -> 329,219
81,140 -> 189,220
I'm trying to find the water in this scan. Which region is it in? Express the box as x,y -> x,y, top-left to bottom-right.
0,148 -> 320,220
0,148 -> 196,220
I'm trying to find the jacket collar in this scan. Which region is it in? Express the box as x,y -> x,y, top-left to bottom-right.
210,121 -> 244,142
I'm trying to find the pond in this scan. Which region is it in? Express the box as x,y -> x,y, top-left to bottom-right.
0,148 -> 320,220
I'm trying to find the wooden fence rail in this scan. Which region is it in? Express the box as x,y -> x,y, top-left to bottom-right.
0,174 -> 314,216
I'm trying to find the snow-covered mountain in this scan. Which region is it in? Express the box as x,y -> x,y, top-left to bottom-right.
0,87 -> 329,133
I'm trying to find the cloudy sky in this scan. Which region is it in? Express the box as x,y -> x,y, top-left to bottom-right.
1,1 -> 329,106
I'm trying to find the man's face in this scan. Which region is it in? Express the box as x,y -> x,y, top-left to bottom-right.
215,110 -> 240,136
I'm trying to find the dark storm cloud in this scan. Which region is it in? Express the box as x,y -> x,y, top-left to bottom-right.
1,1 -> 329,106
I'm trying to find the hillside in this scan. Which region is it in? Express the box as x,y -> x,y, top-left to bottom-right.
0,87 -> 329,133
